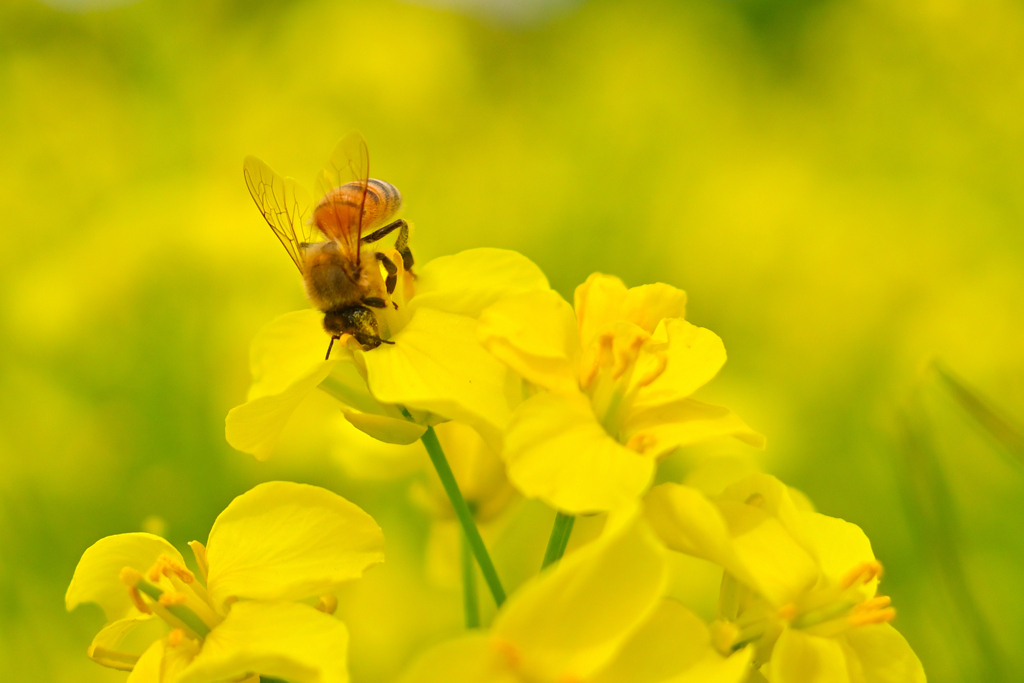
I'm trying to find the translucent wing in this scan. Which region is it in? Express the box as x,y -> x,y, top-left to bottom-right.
314,131 -> 370,267
243,156 -> 315,273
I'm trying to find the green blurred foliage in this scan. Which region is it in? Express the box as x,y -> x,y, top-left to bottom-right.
1,0 -> 1023,680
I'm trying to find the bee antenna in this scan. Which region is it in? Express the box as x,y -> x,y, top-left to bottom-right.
326,336 -> 340,360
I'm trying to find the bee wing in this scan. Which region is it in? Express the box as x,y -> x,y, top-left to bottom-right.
314,131 -> 370,266
243,156 -> 315,273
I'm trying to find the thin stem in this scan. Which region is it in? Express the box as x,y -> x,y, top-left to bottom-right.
461,530 -> 480,628
541,512 -> 576,569
420,426 -> 506,606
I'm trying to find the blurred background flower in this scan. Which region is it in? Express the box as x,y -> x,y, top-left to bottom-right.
1,0 -> 1023,681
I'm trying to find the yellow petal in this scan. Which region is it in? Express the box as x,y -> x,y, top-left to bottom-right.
205,482 -> 384,611
478,290 -> 581,394
634,319 -> 728,408
399,634 -> 517,683
178,602 -> 350,683
503,392 -> 655,513
594,599 -> 714,683
319,361 -> 425,444
362,307 -> 522,449
575,274 -> 687,350
341,409 -> 427,444
769,628 -> 851,683
666,647 -> 754,683
66,533 -> 185,622
87,615 -> 158,670
492,508 -> 668,679
623,398 -> 765,458
410,248 -> 550,319
247,309 -> 333,400
801,513 -> 877,596
841,624 -> 926,683
126,637 -> 195,683
645,484 -> 818,606
225,360 -> 337,461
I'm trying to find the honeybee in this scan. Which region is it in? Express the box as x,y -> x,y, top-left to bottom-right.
243,133 -> 414,358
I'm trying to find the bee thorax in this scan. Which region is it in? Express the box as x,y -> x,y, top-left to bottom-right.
301,244 -> 362,311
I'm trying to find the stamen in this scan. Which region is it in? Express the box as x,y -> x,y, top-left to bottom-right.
840,561 -> 883,589
119,566 -> 143,587
579,334 -> 614,390
612,333 -> 647,379
87,644 -> 140,671
120,567 -> 153,615
128,587 -> 151,615
624,432 -> 658,454
777,603 -> 798,621
159,592 -> 188,607
856,595 -> 892,612
849,606 -> 897,627
188,541 -> 209,584
315,595 -> 338,615
148,556 -> 195,584
632,348 -> 668,388
710,620 -> 740,655
167,628 -> 185,647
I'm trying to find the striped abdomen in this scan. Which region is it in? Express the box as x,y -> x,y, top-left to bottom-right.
312,178 -> 402,246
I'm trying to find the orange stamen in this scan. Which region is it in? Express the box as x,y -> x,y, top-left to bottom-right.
840,561 -> 883,589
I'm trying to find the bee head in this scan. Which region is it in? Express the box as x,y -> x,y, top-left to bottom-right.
322,305 -> 384,350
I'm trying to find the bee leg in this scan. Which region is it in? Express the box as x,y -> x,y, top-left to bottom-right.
375,252 -> 398,299
325,335 -> 340,360
361,219 -> 407,245
393,222 -> 415,275
361,296 -> 388,308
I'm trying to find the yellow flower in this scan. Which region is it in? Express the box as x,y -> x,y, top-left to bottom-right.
477,273 -> 763,514
645,474 -> 926,682
399,507 -> 751,683
66,482 -> 384,683
226,248 -> 549,459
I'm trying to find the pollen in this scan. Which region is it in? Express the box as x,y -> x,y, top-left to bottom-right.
167,628 -> 186,647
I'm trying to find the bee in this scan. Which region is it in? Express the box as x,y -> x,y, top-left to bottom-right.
243,133 -> 414,358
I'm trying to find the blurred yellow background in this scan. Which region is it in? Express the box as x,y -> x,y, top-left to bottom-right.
2,0 -> 1023,680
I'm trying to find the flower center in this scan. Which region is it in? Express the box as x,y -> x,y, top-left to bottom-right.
579,324 -> 668,444
119,548 -> 222,644
712,561 -> 897,664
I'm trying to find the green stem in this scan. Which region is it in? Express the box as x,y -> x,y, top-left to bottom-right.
461,530 -> 480,628
541,512 -> 575,569
420,426 -> 506,606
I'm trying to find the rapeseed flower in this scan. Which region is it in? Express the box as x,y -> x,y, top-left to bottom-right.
66,482 -> 384,682
226,248 -> 549,458
645,474 -> 925,682
400,507 -> 752,683
477,273 -> 763,513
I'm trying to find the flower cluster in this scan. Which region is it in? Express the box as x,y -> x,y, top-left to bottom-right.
69,237 -> 925,679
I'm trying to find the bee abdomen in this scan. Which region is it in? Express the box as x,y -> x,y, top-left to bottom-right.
363,178 -> 402,230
